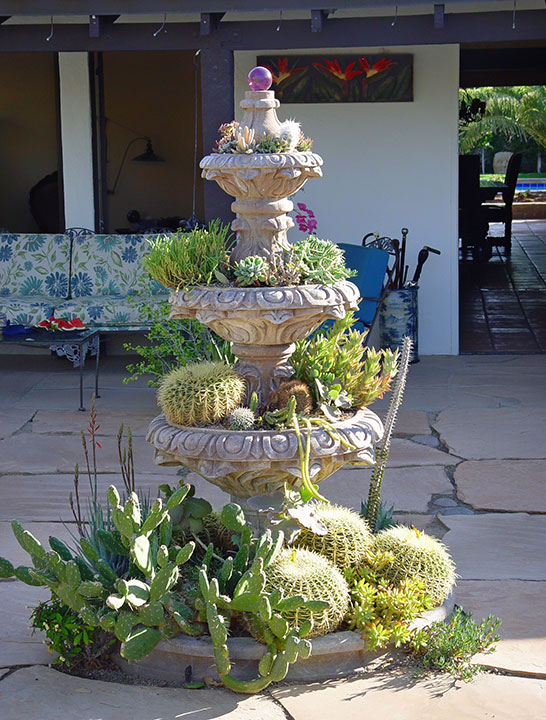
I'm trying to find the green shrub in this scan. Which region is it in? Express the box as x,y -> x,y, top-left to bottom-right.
408,606 -> 501,681
293,236 -> 356,285
30,598 -> 113,668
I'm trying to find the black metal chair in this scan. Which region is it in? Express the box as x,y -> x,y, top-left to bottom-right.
482,152 -> 522,256
459,155 -> 489,261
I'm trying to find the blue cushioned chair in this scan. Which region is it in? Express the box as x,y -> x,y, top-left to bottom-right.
338,242 -> 391,332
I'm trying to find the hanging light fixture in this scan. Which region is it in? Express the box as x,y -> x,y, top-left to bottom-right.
108,136 -> 164,194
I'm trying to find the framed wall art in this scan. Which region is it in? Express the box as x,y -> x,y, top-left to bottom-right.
257,54 -> 413,103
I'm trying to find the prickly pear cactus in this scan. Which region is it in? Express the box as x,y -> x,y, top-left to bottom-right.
0,484 -> 200,662
196,505 -> 328,694
293,503 -> 373,570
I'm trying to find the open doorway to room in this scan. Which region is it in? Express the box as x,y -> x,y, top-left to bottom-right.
0,53 -> 62,232
93,50 -> 203,234
458,47 -> 546,354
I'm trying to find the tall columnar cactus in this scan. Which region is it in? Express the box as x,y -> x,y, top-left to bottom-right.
158,361 -> 246,427
373,526 -> 457,606
293,503 -> 373,571
194,503 -> 328,694
0,484 -> 199,661
365,336 -> 412,532
262,548 -> 350,638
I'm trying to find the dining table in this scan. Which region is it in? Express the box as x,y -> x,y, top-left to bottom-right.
479,182 -> 508,203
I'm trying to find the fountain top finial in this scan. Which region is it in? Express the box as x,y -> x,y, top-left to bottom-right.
248,66 -> 273,91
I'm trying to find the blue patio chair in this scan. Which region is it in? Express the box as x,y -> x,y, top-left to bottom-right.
338,242 -> 391,332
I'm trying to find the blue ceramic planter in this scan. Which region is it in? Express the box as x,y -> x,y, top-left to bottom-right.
378,287 -> 419,363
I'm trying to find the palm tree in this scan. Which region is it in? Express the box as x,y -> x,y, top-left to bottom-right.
459,86 -> 546,154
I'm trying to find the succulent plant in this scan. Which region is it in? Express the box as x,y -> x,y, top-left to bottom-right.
228,407 -> 256,431
262,548 -> 350,638
0,484 -> 200,662
157,361 -> 246,427
234,125 -> 256,153
292,236 -> 356,285
373,526 -> 457,606
278,119 -> 301,150
233,256 -> 269,287
196,505 -> 325,693
270,379 -> 313,415
293,503 -> 373,571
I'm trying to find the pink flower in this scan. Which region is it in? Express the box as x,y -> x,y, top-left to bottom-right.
297,203 -> 308,212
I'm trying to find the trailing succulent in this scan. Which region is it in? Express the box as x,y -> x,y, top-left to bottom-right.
0,484 -> 200,662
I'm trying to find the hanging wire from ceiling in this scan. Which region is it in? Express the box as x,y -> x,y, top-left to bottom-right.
391,5 -> 399,27
45,16 -> 54,42
276,10 -> 283,32
153,14 -> 167,37
512,0 -> 517,29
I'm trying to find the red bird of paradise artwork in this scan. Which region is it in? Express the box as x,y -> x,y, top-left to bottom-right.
257,54 -> 412,103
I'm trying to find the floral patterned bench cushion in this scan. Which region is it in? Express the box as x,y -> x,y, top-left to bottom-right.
0,234 -> 70,298
0,297 -> 59,327
54,295 -> 167,329
69,234 -> 167,298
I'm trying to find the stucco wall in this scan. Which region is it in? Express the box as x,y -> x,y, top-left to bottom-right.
234,45 -> 460,355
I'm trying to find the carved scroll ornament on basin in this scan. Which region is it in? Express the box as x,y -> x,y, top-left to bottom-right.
146,409 -> 384,497
200,152 -> 323,200
168,281 -> 360,345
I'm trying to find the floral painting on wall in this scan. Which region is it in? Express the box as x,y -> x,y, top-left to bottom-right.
257,54 -> 413,103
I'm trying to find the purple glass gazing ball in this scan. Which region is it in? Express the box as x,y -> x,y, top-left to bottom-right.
248,66 -> 273,91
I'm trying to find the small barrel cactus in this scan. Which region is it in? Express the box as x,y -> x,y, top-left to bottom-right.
373,526 -> 456,606
157,361 -> 246,427
228,407 -> 256,431
234,256 -> 269,286
270,379 -> 313,415
293,504 -> 373,571
262,548 -> 350,638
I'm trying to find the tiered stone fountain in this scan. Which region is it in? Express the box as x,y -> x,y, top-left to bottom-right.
147,69 -> 384,525
126,69 -> 452,684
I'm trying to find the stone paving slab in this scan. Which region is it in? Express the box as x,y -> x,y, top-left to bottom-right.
388,439 -> 460,466
433,408 -> 546,459
440,513 -> 546,580
375,410 -> 431,436
320,466 -> 452,513
0,522 -> 80,569
31,410 -> 155,436
0,472 -> 229,522
0,666 -> 287,720
455,459 -> 546,512
0,582 -> 50,667
456,580 -> 546,678
0,433 -> 179,475
13,386 -> 158,413
0,410 -> 33,440
273,668 -> 546,720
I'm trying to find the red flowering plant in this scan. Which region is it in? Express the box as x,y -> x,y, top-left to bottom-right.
36,316 -> 85,331
313,58 -> 362,100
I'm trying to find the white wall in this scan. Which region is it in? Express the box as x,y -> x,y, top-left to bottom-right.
58,52 -> 96,231
235,45 -> 460,355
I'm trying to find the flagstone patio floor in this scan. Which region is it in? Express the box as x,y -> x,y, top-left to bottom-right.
0,353 -> 544,718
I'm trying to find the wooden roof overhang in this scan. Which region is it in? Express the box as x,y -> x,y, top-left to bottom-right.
0,1 -> 545,51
